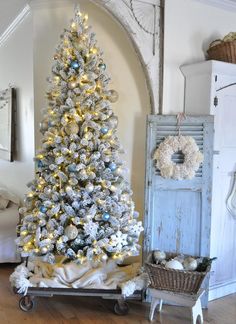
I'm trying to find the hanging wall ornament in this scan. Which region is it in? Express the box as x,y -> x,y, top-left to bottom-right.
153,114 -> 204,180
153,135 -> 203,180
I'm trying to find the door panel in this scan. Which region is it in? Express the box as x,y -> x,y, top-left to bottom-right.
144,115 -> 214,305
152,190 -> 202,256
210,87 -> 236,288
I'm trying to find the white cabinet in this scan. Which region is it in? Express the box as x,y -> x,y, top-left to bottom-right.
181,60 -> 236,301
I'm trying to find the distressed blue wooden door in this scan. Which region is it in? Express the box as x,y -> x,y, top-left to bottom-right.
143,115 -> 214,304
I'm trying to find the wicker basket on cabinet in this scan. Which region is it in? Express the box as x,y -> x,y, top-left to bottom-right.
207,40 -> 236,63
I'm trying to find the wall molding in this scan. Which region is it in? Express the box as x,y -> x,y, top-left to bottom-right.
28,0 -> 75,10
0,5 -> 30,47
209,280 -> 236,301
195,0 -> 236,12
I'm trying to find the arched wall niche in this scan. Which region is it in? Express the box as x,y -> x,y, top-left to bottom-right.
91,0 -> 164,114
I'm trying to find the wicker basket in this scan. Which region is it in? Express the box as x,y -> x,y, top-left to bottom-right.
145,252 -> 210,294
207,40 -> 236,63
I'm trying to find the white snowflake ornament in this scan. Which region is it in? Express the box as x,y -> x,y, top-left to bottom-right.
110,231 -> 128,252
83,221 -> 99,239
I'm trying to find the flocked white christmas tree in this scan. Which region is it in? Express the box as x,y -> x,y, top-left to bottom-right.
17,6 -> 143,265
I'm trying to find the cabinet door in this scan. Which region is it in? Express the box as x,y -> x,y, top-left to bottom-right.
210,84 -> 236,296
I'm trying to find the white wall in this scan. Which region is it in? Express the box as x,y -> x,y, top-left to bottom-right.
0,14 -> 34,199
32,0 -> 150,231
163,0 -> 236,114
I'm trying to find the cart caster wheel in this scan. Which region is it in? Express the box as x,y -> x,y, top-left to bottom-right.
19,296 -> 34,312
114,301 -> 129,315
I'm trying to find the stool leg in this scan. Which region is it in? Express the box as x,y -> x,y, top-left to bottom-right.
159,299 -> 163,312
149,297 -> 160,321
191,298 -> 203,324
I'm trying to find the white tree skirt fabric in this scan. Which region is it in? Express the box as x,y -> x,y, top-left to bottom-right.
10,259 -> 149,297
0,202 -> 21,263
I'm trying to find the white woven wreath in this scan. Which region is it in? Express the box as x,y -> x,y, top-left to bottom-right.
153,135 -> 204,180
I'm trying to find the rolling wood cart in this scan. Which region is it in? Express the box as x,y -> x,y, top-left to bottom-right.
14,286 -> 142,315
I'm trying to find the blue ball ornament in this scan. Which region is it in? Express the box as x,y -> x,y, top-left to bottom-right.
37,160 -> 43,168
40,205 -> 47,213
133,211 -> 139,219
100,127 -> 109,135
68,164 -> 77,172
108,162 -> 117,171
71,61 -> 80,69
102,212 -> 110,221
98,63 -> 106,70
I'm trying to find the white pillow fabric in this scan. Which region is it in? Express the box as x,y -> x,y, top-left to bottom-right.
0,197 -> 9,210
0,187 -> 19,206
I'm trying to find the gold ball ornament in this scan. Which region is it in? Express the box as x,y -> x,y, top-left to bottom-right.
64,122 -> 79,135
64,224 -> 79,240
107,90 -> 119,103
68,81 -> 78,89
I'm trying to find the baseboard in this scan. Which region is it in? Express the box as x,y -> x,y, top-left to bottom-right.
209,280 -> 236,301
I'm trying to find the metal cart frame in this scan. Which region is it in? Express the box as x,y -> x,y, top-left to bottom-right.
15,286 -> 142,315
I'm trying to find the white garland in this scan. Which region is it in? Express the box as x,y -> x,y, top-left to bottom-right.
153,135 -> 204,180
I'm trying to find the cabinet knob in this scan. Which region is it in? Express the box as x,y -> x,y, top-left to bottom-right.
214,96 -> 218,107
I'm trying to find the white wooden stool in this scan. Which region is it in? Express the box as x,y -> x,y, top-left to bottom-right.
148,288 -> 205,323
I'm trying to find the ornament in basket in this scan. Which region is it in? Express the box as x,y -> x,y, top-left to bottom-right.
145,251 -> 216,294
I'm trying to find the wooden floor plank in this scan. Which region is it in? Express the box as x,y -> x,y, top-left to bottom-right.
1,264 -> 235,324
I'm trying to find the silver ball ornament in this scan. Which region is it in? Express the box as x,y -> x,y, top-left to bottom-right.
109,116 -> 118,128
40,121 -> 48,132
41,247 -> 48,254
101,254 -> 108,262
85,183 -> 94,193
107,89 -> 119,103
64,225 -> 79,240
